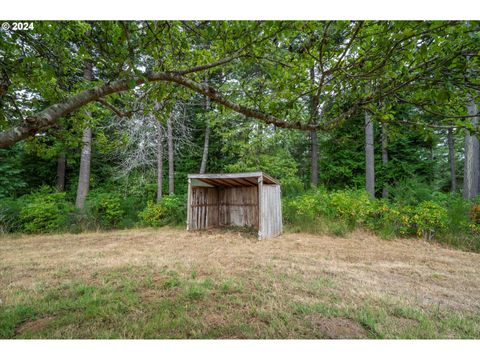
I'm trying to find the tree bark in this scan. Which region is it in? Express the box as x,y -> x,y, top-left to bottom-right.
365,111 -> 375,198
156,123 -> 164,203
75,61 -> 93,210
381,123 -> 388,199
75,127 -> 92,209
447,127 -> 457,193
200,90 -> 210,174
310,131 -> 319,187
463,100 -> 479,200
200,126 -> 210,174
167,110 -> 174,195
56,152 -> 66,192
309,66 -> 319,187
429,144 -> 435,186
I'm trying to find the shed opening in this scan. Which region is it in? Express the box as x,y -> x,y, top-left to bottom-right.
187,172 -> 282,240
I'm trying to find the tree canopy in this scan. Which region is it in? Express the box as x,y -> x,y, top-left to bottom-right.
1,21 -> 479,148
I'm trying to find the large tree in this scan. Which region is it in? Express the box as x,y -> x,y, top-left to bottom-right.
75,60 -> 93,209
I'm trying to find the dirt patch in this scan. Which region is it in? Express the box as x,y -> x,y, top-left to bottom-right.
386,316 -> 420,334
305,314 -> 368,339
138,288 -> 159,302
15,316 -> 55,335
375,316 -> 421,336
393,316 -> 420,330
137,287 -> 180,302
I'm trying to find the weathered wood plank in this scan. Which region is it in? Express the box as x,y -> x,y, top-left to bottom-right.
187,179 -> 192,230
259,184 -> 282,239
258,176 -> 264,239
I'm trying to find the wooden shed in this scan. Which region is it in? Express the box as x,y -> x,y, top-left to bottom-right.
187,172 -> 282,240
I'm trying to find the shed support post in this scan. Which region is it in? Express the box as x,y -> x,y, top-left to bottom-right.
217,187 -> 220,227
258,175 -> 264,240
187,178 -> 192,230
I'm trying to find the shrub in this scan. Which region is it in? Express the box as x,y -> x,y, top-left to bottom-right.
470,203 -> 480,224
138,201 -> 164,227
280,177 -> 305,198
87,192 -> 124,228
0,198 -> 23,233
283,188 -> 470,246
412,200 -> 448,240
138,195 -> 186,227
283,189 -> 361,236
282,190 -> 324,224
328,189 -> 375,226
379,204 -> 416,237
389,178 -> 437,206
119,195 -> 145,228
17,186 -> 73,233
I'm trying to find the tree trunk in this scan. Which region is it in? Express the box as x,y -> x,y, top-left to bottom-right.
167,110 -> 174,195
156,123 -> 164,203
365,111 -> 375,198
75,127 -> 92,209
309,66 -> 319,187
56,152 -> 66,191
75,61 -> 93,210
310,131 -> 318,187
463,100 -> 479,200
200,92 -> 210,174
200,126 -> 210,174
381,123 -> 388,199
428,145 -> 435,186
56,152 -> 66,192
447,128 -> 457,193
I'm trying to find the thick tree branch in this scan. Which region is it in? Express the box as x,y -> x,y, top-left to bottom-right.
394,95 -> 480,119
174,53 -> 242,76
97,98 -> 131,118
0,70 -> 322,148
393,119 -> 475,131
173,23 -> 281,76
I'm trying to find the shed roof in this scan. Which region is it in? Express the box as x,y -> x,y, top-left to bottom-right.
188,172 -> 279,187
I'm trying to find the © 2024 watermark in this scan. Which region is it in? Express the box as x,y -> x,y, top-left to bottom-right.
2,21 -> 34,31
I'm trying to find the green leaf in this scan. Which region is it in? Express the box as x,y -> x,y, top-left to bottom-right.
127,79 -> 136,89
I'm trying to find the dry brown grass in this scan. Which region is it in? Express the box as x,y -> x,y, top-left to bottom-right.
0,228 -> 480,338
1,227 -> 480,338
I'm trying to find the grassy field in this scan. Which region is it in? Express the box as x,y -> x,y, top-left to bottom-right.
1,227 -> 479,339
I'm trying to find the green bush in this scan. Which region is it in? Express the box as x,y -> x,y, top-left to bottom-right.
389,178 -> 438,206
283,189 -> 360,236
17,186 -> 74,233
412,200 -> 448,240
329,189 -> 375,226
375,203 -> 416,237
283,190 -> 324,224
138,195 -> 186,227
280,177 -> 305,198
138,201 -> 164,227
283,187 -> 478,251
119,195 -> 145,228
87,192 -> 124,228
0,198 -> 23,233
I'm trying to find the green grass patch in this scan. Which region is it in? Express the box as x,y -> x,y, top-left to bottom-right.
1,265 -> 479,339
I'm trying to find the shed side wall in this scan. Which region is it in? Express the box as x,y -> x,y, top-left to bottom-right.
260,184 -> 282,239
